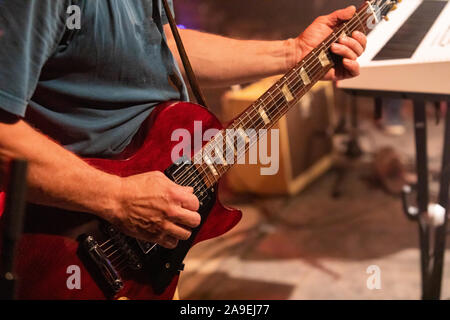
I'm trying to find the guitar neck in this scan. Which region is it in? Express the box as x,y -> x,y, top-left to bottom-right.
196,1 -> 383,186
231,2 -> 376,132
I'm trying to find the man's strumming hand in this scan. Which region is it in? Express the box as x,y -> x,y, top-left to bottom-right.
107,171 -> 201,249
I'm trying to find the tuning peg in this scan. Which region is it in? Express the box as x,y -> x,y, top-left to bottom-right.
397,0 -> 402,3
383,15 -> 389,21
390,4 -> 398,11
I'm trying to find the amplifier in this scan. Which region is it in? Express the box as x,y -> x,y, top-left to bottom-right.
221,77 -> 335,195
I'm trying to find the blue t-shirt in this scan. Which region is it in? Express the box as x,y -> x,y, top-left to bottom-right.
0,0 -> 188,156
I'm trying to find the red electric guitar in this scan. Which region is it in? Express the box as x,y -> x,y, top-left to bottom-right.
0,1 -> 398,299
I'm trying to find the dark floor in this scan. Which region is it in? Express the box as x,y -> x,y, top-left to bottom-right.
178,100 -> 450,300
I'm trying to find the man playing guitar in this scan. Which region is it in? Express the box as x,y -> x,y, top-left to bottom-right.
0,0 -> 367,298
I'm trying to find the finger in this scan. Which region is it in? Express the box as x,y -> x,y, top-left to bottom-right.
326,68 -> 336,81
328,6 -> 356,25
173,189 -> 200,212
342,58 -> 360,77
331,43 -> 358,61
164,221 -> 193,240
179,185 -> 195,194
339,35 -> 364,57
168,178 -> 194,194
168,205 -> 201,228
158,235 -> 179,249
352,31 -> 367,50
322,69 -> 335,81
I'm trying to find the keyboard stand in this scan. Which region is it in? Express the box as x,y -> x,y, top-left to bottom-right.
341,89 -> 450,300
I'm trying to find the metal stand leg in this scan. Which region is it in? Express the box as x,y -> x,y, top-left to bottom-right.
404,100 -> 450,299
428,100 -> 450,299
331,93 -> 362,198
412,100 -> 432,300
346,94 -> 363,158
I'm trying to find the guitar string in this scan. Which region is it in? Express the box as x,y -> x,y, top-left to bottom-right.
106,248 -> 121,258
173,5 -> 377,193
109,253 -> 125,263
101,243 -> 116,253
99,238 -> 112,248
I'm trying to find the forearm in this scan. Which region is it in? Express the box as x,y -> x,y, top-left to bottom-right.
0,116 -> 120,219
166,27 -> 299,87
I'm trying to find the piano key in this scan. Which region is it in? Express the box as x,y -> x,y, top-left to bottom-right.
373,0 -> 447,60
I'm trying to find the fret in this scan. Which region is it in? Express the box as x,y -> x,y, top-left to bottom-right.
286,68 -> 303,97
342,22 -> 351,37
236,126 -> 250,144
266,89 -> 277,107
258,105 -> 271,125
256,100 -> 271,129
272,86 -> 286,109
196,162 -> 215,187
209,132 -> 228,168
215,163 -> 226,177
224,127 -> 240,166
203,152 -> 219,177
240,110 -> 250,129
354,11 -> 367,33
225,131 -> 238,160
250,103 -> 265,129
273,82 -> 284,106
367,1 -> 379,24
193,150 -> 203,165
264,90 -> 279,119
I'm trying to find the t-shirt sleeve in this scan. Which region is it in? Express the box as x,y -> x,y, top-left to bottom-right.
0,0 -> 69,117
160,0 -> 175,25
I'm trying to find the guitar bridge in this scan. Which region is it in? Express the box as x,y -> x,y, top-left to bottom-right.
82,235 -> 124,294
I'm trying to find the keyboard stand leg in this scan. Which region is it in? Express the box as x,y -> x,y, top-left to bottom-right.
428,100 -> 450,299
412,100 -> 432,300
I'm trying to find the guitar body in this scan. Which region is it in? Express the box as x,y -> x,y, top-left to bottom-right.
0,101 -> 242,300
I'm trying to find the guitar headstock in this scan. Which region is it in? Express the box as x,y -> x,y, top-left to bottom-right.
371,0 -> 402,21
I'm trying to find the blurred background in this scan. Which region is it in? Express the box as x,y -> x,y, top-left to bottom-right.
172,0 -> 450,299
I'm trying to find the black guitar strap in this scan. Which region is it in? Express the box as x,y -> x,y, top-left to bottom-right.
158,0 -> 209,109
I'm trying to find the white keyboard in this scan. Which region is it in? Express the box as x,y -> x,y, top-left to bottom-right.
338,0 -> 450,95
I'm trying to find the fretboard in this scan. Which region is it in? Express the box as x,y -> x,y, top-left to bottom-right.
196,1 -> 382,187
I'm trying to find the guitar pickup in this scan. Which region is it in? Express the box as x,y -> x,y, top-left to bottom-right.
82,235 -> 124,294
